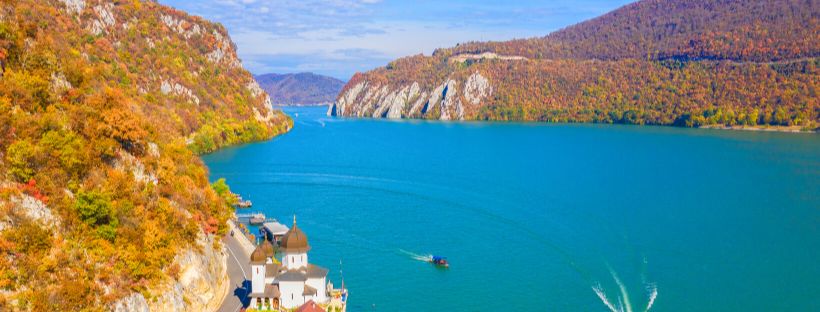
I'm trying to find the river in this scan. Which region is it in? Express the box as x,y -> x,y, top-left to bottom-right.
202,106 -> 819,311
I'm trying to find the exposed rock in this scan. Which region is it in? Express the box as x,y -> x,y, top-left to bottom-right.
464,72 -> 492,106
408,91 -> 429,117
58,0 -> 85,15
329,81 -> 366,117
206,30 -> 240,69
111,293 -> 149,312
439,79 -> 460,121
161,14 -> 202,39
246,80 -> 265,98
90,3 -> 116,35
377,85 -> 411,119
424,83 -> 447,115
50,72 -> 72,94
110,232 -> 228,312
160,79 -> 200,105
330,73 -> 493,121
114,151 -> 158,186
147,142 -> 160,158
10,194 -> 59,227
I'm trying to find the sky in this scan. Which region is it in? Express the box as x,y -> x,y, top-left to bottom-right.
158,0 -> 634,80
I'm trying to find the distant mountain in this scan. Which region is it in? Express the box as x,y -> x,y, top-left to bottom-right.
330,0 -> 818,131
255,73 -> 345,105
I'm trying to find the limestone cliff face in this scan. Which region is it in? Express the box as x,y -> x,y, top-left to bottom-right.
111,233 -> 228,312
328,71 -> 493,121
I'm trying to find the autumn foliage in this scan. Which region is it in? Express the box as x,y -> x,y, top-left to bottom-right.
0,0 -> 290,309
345,0 -> 818,129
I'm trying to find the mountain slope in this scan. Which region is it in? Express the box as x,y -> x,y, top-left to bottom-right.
330,0 -> 818,130
255,72 -> 345,105
442,0 -> 819,62
0,0 -> 290,310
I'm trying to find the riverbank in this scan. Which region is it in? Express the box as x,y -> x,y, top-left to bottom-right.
699,124 -> 817,133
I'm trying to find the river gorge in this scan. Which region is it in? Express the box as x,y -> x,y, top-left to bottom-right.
203,106 -> 819,311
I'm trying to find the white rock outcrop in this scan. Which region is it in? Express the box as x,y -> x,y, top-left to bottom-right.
111,232 -> 228,312
114,151 -> 158,185
50,72 -> 72,94
161,79 -> 200,105
161,14 -> 202,39
59,0 -> 85,15
90,4 -> 116,35
329,72 -> 492,121
206,30 -> 240,69
464,72 -> 492,105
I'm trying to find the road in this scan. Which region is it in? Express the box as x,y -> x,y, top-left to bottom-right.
217,230 -> 253,312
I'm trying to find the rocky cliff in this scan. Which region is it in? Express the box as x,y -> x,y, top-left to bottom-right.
330,71 -> 493,121
111,233 -> 228,312
331,0 -> 818,130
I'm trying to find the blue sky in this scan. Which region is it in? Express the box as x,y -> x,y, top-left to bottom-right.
159,0 -> 633,80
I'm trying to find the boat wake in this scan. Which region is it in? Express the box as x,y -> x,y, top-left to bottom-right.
592,266 -> 658,312
398,249 -> 432,262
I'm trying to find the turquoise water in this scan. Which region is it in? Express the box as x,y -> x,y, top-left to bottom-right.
202,106 -> 820,311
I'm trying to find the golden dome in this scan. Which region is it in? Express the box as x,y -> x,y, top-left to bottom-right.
281,217 -> 310,253
250,244 -> 267,264
260,239 -> 275,257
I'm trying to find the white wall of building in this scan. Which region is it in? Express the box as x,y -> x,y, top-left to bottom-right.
282,251 -> 308,269
306,277 -> 328,303
251,264 -> 266,295
279,280 -> 305,309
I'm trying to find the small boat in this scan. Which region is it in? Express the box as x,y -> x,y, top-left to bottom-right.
234,195 -> 252,208
249,213 -> 266,225
429,256 -> 449,267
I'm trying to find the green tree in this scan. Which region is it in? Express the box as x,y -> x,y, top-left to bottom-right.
74,190 -> 114,227
39,130 -> 87,178
211,178 -> 237,206
5,139 -> 37,182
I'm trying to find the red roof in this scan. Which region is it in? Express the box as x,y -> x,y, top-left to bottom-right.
295,300 -> 325,312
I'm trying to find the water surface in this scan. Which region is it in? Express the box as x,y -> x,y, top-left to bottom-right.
203,106 -> 820,311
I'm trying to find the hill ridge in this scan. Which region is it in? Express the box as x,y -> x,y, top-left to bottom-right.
330,0 -> 818,130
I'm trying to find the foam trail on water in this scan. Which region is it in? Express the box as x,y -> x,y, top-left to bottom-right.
640,256 -> 658,312
592,283 -> 621,312
398,249 -> 432,262
644,283 -> 657,311
609,267 -> 633,312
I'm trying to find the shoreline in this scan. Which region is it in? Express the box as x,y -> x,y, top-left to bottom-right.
697,125 -> 816,134
325,111 -> 818,134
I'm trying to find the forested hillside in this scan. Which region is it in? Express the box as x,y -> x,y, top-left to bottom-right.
0,0 -> 291,310
330,0 -> 818,130
441,0 -> 818,62
255,72 -> 344,105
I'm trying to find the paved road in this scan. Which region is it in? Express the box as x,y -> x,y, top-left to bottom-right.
217,231 -> 252,312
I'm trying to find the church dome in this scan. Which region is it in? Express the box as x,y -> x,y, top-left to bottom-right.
250,244 -> 267,264
281,218 -> 311,253
260,239 -> 275,257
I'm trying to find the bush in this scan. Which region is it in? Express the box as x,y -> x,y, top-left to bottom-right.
74,190 -> 115,227
5,139 -> 37,182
